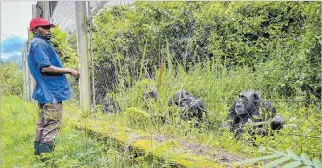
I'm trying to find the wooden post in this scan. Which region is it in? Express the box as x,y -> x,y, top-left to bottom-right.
75,1 -> 90,115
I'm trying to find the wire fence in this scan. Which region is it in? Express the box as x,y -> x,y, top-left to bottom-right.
50,1 -> 134,34
35,1 -> 322,161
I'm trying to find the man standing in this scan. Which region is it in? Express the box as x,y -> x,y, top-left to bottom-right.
27,17 -> 80,158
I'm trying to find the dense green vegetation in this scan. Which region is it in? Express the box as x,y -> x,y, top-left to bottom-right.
89,1 -> 321,158
91,1 -> 320,103
0,62 -> 23,97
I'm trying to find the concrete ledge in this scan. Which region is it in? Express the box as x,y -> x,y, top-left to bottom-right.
67,114 -> 236,168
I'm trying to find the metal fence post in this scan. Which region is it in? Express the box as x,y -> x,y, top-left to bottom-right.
87,1 -> 96,111
43,2 -> 50,21
22,50 -> 28,101
75,1 -> 90,114
23,38 -> 31,102
22,4 -> 38,102
22,51 -> 26,100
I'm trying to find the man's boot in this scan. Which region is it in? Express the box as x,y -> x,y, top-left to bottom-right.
34,141 -> 40,155
38,143 -> 54,162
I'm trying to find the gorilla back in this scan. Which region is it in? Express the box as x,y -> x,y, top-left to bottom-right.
168,90 -> 207,123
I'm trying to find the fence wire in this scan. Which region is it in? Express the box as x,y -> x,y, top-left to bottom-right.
55,1 -> 322,161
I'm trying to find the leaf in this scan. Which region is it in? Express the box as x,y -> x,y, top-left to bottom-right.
281,161 -> 303,168
285,148 -> 301,161
312,158 -> 322,168
262,156 -> 291,168
267,147 -> 286,156
235,154 -> 283,165
301,153 -> 313,166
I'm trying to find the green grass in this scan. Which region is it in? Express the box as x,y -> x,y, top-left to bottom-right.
0,59 -> 320,167
1,96 -> 37,167
102,58 -> 321,159
0,96 -> 154,167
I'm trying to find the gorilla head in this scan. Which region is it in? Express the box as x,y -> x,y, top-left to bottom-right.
235,90 -> 261,116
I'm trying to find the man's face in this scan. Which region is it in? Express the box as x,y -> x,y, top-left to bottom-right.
33,25 -> 52,40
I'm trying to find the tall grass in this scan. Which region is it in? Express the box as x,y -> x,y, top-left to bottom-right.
102,50 -> 321,159
0,96 -> 155,167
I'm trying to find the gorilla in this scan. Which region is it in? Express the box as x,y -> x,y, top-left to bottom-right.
228,90 -> 283,138
168,90 -> 208,123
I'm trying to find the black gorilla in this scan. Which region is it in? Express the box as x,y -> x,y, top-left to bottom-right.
228,90 -> 283,138
168,90 -> 207,122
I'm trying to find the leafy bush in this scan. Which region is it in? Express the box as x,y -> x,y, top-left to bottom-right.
0,62 -> 23,96
89,2 -> 321,156
236,147 -> 322,168
91,1 -> 320,102
50,26 -> 80,101
50,26 -> 78,70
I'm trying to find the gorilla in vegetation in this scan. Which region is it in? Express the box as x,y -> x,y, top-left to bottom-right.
228,90 -> 283,138
168,90 -> 208,123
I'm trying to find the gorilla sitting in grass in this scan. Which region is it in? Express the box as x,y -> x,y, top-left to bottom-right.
168,90 -> 208,125
228,90 -> 284,138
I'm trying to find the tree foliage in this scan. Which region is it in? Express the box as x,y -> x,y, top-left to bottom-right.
236,147 -> 322,168
0,62 -> 23,96
91,2 -> 321,103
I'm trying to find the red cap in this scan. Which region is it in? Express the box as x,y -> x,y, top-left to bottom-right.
29,17 -> 55,31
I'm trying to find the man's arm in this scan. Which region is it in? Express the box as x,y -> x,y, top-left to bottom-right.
41,65 -> 80,79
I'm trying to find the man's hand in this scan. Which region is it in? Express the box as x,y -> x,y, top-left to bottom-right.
69,69 -> 80,80
40,66 -> 80,80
